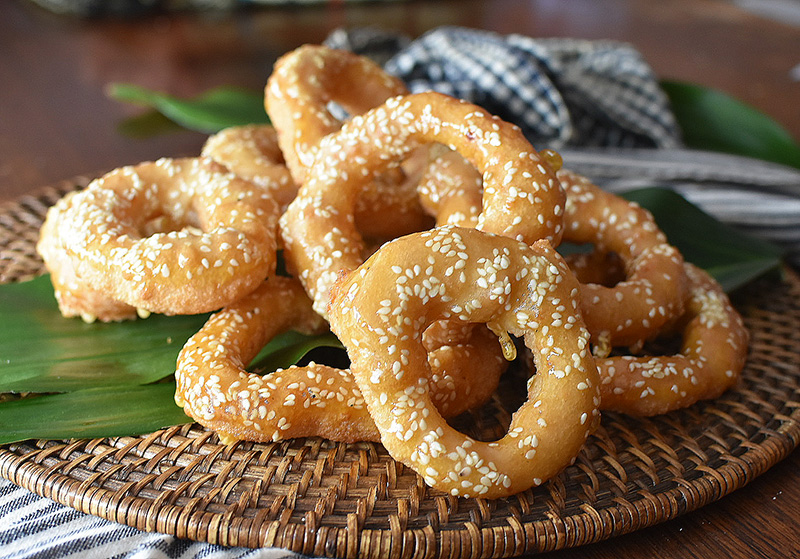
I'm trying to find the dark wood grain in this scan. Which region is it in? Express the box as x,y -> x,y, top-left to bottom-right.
539,447 -> 800,558
2,0 -> 799,556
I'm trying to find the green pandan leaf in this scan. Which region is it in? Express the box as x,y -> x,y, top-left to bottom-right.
0,383 -> 191,445
621,187 -> 784,292
661,80 -> 800,169
0,275 -> 342,394
250,330 -> 344,373
107,83 -> 268,133
115,109 -> 186,138
0,275 -> 209,393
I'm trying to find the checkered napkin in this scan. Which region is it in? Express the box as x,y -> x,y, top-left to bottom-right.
325,26 -> 682,150
2,26 -> 800,559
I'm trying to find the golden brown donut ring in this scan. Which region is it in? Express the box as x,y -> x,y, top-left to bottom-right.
265,44 -> 434,240
175,276 -> 507,444
37,191 -> 139,322
280,91 -> 565,317
557,169 -> 688,352
329,226 -> 599,498
37,157 -> 279,316
265,43 -> 408,185
597,263 -> 749,416
201,124 -> 298,213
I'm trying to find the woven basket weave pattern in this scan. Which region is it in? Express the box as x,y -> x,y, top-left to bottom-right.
1,180 -> 799,558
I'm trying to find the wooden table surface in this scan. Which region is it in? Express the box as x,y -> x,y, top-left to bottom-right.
2,0 -> 800,557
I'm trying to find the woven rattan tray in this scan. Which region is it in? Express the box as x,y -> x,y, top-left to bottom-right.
2,178 -> 800,558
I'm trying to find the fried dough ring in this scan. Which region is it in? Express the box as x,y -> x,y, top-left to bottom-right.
329,226 -> 599,498
266,44 -> 433,240
37,190 -> 139,322
175,275 -> 507,444
266,43 -> 407,184
597,263 -> 749,416
557,169 -> 689,352
37,157 -> 279,317
280,91 -> 565,317
201,124 -> 298,213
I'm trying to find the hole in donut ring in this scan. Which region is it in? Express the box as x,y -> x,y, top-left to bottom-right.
561,247 -> 627,288
446,341 -> 532,443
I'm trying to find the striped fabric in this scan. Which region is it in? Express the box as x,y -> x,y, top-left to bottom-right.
0,478 -> 300,557
2,26 -> 799,559
559,147 -> 800,265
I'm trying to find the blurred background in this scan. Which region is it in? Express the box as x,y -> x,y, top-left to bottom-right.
1,0 -> 799,200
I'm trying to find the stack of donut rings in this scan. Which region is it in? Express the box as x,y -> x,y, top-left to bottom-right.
36,44 -> 749,499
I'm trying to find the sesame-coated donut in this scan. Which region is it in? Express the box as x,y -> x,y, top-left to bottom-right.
37,190 -> 139,322
265,44 -> 434,240
265,44 -> 408,185
557,169 -> 689,353
37,157 -> 279,317
202,124 -> 298,213
280,91 -> 565,317
175,275 -> 508,444
328,226 -> 600,498
597,263 -> 749,416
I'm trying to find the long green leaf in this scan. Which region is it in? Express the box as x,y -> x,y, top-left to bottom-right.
0,383 -> 191,445
250,331 -> 344,373
621,187 -> 784,292
661,80 -> 800,169
0,275 -> 208,392
0,275 -> 342,394
115,110 -> 186,138
107,83 -> 268,133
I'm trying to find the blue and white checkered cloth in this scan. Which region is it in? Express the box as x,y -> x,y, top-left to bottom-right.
325,26 -> 682,150
2,25 -> 799,559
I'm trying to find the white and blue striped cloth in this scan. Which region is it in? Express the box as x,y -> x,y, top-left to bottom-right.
0,479 -> 298,558
2,26 -> 799,559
